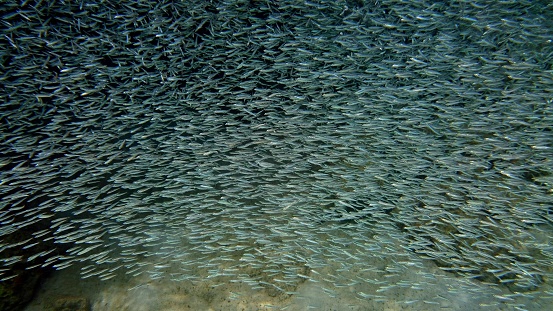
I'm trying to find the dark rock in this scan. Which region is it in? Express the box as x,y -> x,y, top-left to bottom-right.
50,296 -> 90,311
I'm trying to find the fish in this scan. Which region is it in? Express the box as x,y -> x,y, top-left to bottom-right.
0,1 -> 552,310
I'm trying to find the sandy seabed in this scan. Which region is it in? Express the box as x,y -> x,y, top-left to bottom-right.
24,258 -> 549,311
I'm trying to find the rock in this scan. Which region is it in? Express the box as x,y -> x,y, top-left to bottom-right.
49,297 -> 90,311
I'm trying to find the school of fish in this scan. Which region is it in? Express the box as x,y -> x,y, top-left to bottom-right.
1,0 -> 552,310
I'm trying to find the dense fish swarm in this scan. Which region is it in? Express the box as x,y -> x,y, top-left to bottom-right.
1,0 -> 553,309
